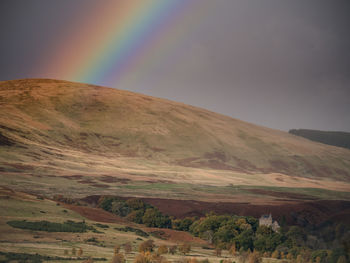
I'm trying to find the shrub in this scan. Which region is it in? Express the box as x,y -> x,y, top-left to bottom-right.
94,223 -> 109,229
214,248 -> 222,257
271,250 -> 279,259
172,217 -> 195,231
139,240 -> 155,253
115,226 -> 149,237
114,244 -> 121,254
134,252 -> 152,263
127,210 -> 145,224
7,220 -> 94,233
247,250 -> 260,263
337,256 -> 347,263
169,245 -> 177,255
142,208 -> 172,228
124,242 -> 133,253
157,245 -> 168,255
229,244 -> 236,256
179,243 -> 191,255
111,253 -> 125,263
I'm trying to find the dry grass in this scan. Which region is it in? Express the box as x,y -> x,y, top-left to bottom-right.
0,78 -> 349,203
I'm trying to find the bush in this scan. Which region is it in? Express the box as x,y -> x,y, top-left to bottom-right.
172,217 -> 195,231
115,226 -> 149,237
157,245 -> 168,255
94,223 -> 109,229
134,252 -> 152,263
124,242 -> 133,253
179,243 -> 191,255
142,208 -> 172,228
169,245 -> 177,255
111,253 -> 125,263
114,244 -> 121,254
214,248 -> 222,257
0,251 -> 107,263
139,240 -> 155,253
7,220 -> 94,233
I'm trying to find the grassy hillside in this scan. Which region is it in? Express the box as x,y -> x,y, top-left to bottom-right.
0,187 -> 215,263
289,129 -> 350,150
0,79 -> 350,200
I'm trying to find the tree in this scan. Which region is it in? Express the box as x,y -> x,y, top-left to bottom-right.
157,245 -> 168,255
179,243 -> 191,255
202,230 -> 214,244
111,200 -> 131,217
139,240 -> 155,253
77,247 -> 83,257
214,248 -> 222,257
271,250 -> 279,259
134,252 -> 152,263
126,198 -> 146,210
296,254 -> 303,263
286,226 -> 306,247
337,256 -> 347,263
114,244 -> 121,255
248,250 -> 261,263
169,245 -> 177,255
234,229 -> 254,251
126,210 -> 144,224
142,208 -> 171,228
229,243 -> 236,256
112,253 -> 125,263
124,242 -> 132,254
173,217 -> 195,231
286,253 -> 293,260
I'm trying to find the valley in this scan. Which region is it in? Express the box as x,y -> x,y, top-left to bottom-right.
1,79 -> 350,263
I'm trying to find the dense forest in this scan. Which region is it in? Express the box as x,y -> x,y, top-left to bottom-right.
289,129 -> 350,150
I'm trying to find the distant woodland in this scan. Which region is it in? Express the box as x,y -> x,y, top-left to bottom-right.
289,129 -> 350,150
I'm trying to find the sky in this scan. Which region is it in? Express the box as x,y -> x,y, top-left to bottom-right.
1,0 -> 350,132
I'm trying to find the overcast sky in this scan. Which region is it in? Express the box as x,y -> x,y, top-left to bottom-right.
1,0 -> 350,132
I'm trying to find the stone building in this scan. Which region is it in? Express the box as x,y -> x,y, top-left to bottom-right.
259,214 -> 280,232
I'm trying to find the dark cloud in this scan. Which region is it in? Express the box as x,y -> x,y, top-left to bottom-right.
1,0 -> 349,131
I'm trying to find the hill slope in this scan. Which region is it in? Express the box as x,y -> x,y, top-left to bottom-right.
0,79 -> 350,199
289,129 -> 350,150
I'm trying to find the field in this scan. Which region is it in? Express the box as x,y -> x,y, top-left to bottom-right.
0,187 -> 246,263
1,79 -> 350,262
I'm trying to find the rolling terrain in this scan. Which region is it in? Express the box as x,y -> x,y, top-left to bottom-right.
0,78 -> 350,203
1,78 -> 350,263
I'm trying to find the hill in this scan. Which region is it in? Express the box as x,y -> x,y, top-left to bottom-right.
289,129 -> 350,150
0,79 -> 350,201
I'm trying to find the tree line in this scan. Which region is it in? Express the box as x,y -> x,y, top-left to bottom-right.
97,197 -> 349,263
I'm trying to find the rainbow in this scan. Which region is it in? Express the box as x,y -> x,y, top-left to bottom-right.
42,0 -> 212,88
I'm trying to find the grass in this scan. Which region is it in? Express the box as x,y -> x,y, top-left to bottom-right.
120,182 -> 350,201
0,189 -> 247,263
1,169 -> 349,204
1,79 -> 350,187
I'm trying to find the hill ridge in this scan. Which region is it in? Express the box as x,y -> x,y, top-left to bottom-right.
1,79 -> 350,193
